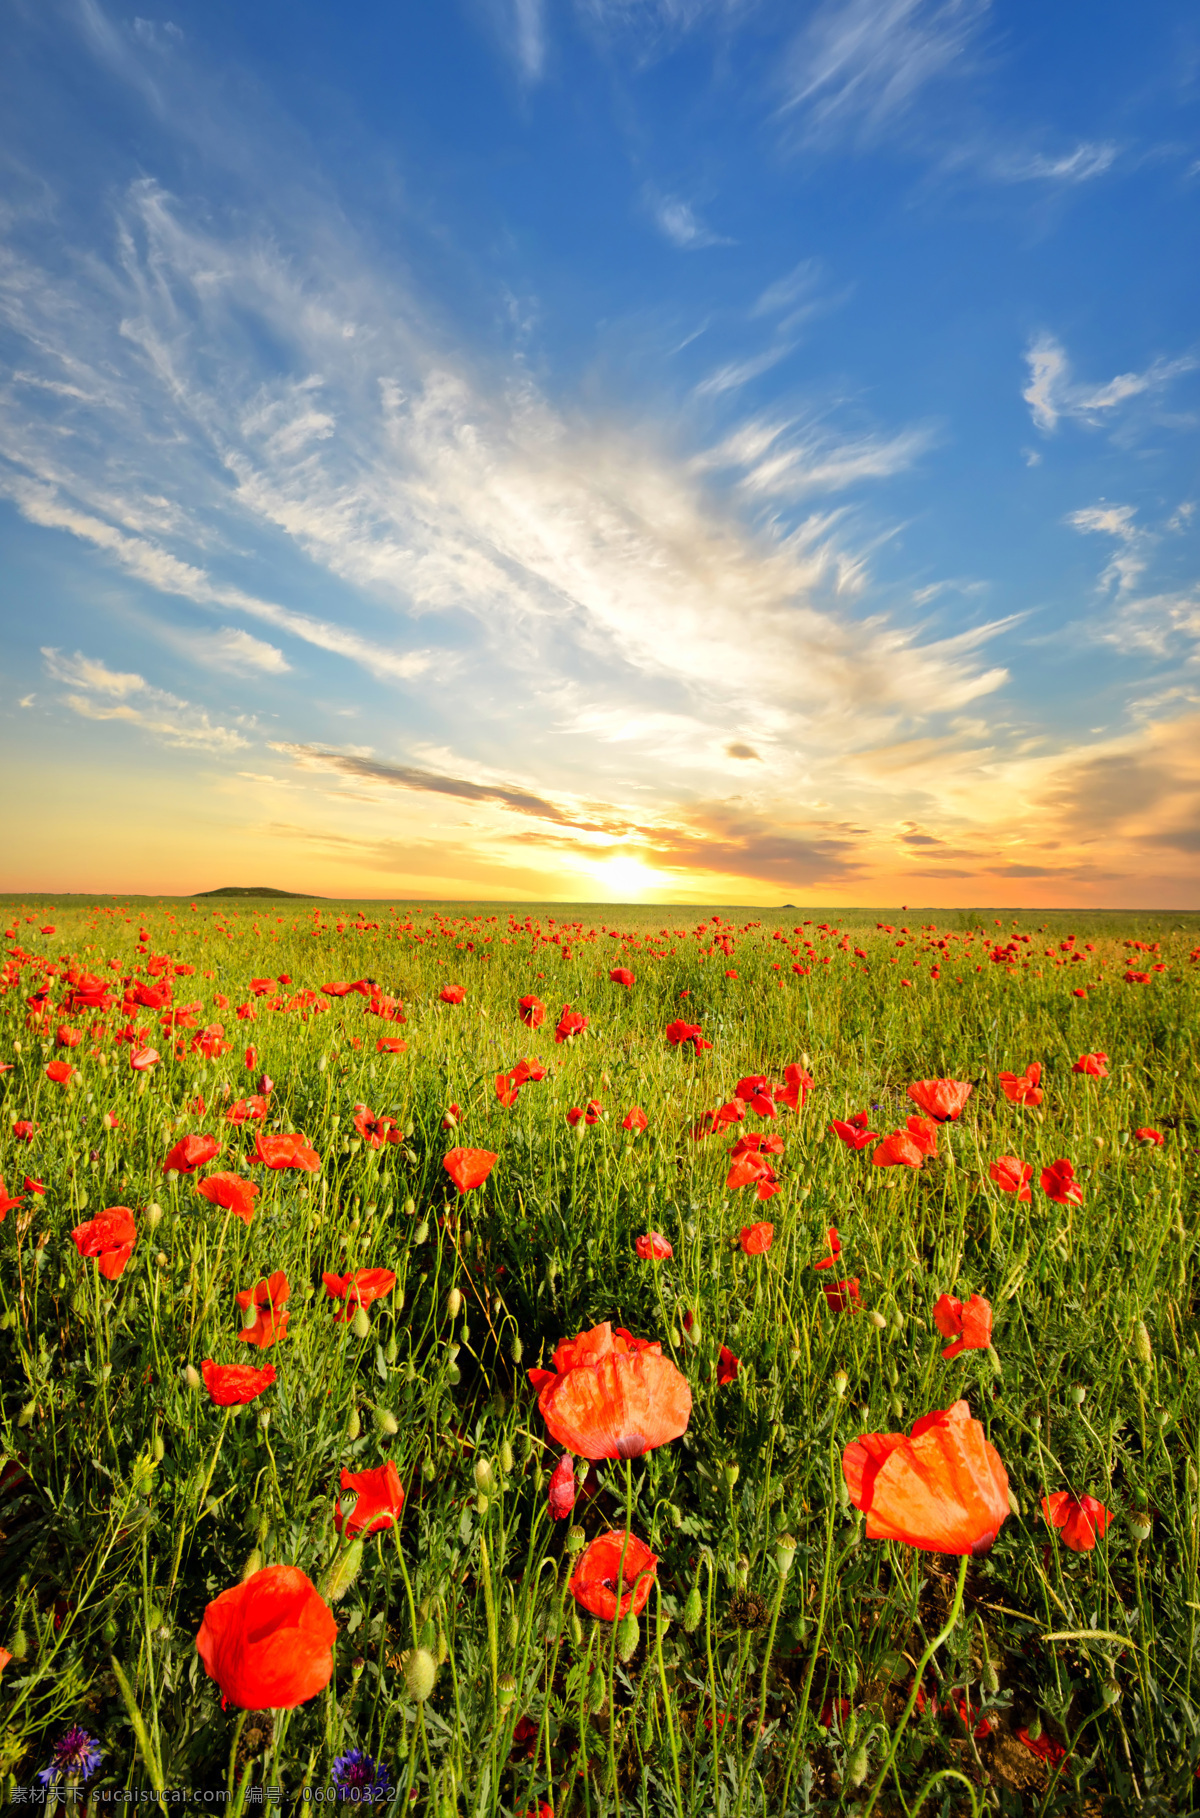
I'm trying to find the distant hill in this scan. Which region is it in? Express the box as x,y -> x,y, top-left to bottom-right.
196,886 -> 318,899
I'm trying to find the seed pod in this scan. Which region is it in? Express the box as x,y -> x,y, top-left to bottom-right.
403,1647 -> 437,1702
833,1370 -> 848,1397
498,1671 -> 516,1709
567,1525 -> 587,1556
617,1613 -> 639,1662
776,1534 -> 797,1577
846,1743 -> 869,1788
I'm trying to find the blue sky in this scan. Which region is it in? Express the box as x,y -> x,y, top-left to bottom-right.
1,0 -> 1198,903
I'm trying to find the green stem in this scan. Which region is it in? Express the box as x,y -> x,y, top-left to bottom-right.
110,1653 -> 165,1792
860,1552 -> 970,1818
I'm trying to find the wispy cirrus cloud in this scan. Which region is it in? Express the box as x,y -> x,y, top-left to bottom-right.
41,647 -> 250,752
779,0 -> 989,148
1023,333 -> 1197,434
646,190 -> 733,249
991,140 -> 1119,184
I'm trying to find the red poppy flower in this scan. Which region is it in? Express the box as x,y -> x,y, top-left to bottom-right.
716,1345 -> 740,1385
529,1321 -> 692,1460
1124,969 -> 1151,984
518,995 -> 546,1029
196,1172 -> 259,1226
195,1565 -> 336,1710
336,1461 -> 405,1536
740,1222 -> 774,1255
45,1060 -> 75,1086
512,1058 -> 546,1085
622,1105 -> 648,1134
495,1071 -> 520,1107
71,1207 -> 137,1279
998,1063 -> 1042,1106
352,1105 -> 403,1148
735,1075 -> 776,1117
1041,1489 -> 1113,1552
439,985 -> 466,1004
842,1400 -> 1010,1555
376,1036 -> 407,1054
569,1529 -> 658,1621
24,1176 -> 46,1195
1017,1729 -> 1069,1768
441,1103 -> 461,1130
729,1131 -> 784,1158
814,1226 -> 840,1271
236,1271 -> 290,1313
225,1095 -> 270,1124
609,968 -> 635,988
55,1025 -> 83,1048
725,1150 -> 780,1198
254,1132 -> 320,1172
907,1079 -> 972,1122
774,1064 -> 813,1111
932,1293 -> 993,1358
201,1360 -> 277,1406
1072,1052 -> 1109,1077
635,1231 -> 673,1261
130,1046 -> 160,1071
555,1005 -> 588,1043
989,1155 -> 1033,1201
239,1306 -> 288,1347
547,1452 -> 576,1520
872,1129 -> 925,1169
163,1134 -> 221,1174
0,1177 -> 24,1221
830,1112 -> 880,1151
443,1147 -> 497,1193
322,1269 -> 397,1318
664,1019 -> 712,1052
1134,1127 -> 1163,1145
822,1279 -> 861,1313
1040,1158 -> 1083,1206
12,1122 -> 35,1142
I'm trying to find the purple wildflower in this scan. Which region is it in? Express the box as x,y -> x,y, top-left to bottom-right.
38,1725 -> 102,1785
331,1747 -> 391,1799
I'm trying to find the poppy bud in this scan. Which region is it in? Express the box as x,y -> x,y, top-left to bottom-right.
402,1647 -> 437,1702
185,1365 -> 201,1390
146,1204 -> 163,1228
413,1220 -> 429,1244
682,1585 -> 703,1632
378,1410 -> 399,1436
474,1456 -> 495,1494
498,1670 -> 516,1709
776,1534 -> 797,1577
446,1288 -> 463,1318
567,1525 -> 587,1556
352,1306 -> 371,1339
1027,1715 -> 1043,1741
981,1654 -> 999,1694
509,1334 -> 523,1364
499,1440 -> 514,1475
988,1346 -> 1003,1377
384,1335 -> 398,1364
242,1548 -> 262,1582
571,1608 -> 584,1647
323,1538 -> 365,1603
575,1457 -> 590,1488
1007,1488 -> 1021,1516
617,1613 -> 639,1662
1133,1321 -> 1153,1368
870,1310 -> 886,1329
846,1743 -> 869,1788
347,1406 -> 361,1440
1070,1384 -> 1086,1406
152,1435 -> 165,1462
422,1456 -> 436,1482
723,1462 -> 740,1489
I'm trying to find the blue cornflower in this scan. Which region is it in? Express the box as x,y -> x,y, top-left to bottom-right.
331,1747 -> 391,1800
38,1725 -> 103,1785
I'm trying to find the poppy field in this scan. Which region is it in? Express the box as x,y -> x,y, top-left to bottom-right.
1,896 -> 1198,1815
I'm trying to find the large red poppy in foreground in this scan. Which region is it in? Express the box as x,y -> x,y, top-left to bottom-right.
907,1078 -> 972,1122
71,1208 -> 137,1280
529,1322 -> 691,1460
195,1565 -> 337,1709
842,1400 -> 1009,1555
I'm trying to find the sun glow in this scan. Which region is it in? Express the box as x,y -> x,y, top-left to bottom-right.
589,852 -> 666,900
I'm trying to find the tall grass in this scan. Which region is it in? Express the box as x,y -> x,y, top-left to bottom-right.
1,897 -> 1198,1812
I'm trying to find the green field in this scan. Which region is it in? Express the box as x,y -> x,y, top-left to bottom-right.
1,897 -> 1198,1814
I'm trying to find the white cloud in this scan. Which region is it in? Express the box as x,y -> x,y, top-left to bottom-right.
693,344 -> 795,397
780,0 -> 988,147
41,647 -> 250,752
647,191 -> 732,249
1067,504 -> 1147,597
202,628 -> 292,675
512,0 -> 546,79
1024,333 -> 1197,434
698,414 -> 934,497
993,141 -> 1118,184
